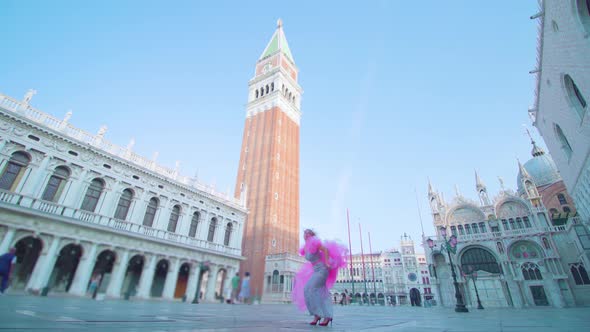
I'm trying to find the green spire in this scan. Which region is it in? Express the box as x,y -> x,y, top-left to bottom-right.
259,19 -> 295,64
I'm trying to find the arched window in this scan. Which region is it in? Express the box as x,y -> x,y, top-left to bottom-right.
549,208 -> 559,217
501,219 -> 509,231
114,188 -> 133,220
255,90 -> 259,98
143,197 -> 159,227
265,85 -> 269,94
457,225 -> 464,235
516,218 -> 524,229
271,82 -> 274,91
41,166 -> 70,202
189,211 -> 200,238
509,219 -> 515,229
542,237 -> 551,249
271,270 -> 279,292
207,218 -> 217,242
224,222 -> 232,246
557,193 -> 567,205
521,262 -> 542,280
460,247 -> 501,274
0,151 -> 31,191
570,263 -> 590,285
564,74 -> 587,119
450,226 -> 457,236
554,124 -> 573,160
464,224 -> 472,234
563,206 -> 571,214
497,242 -> 505,254
260,87 -> 264,96
80,178 -> 104,212
478,222 -> 486,233
523,216 -> 531,228
471,223 -> 479,234
167,205 -> 181,232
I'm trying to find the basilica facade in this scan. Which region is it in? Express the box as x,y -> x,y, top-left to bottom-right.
425,141 -> 590,308
0,91 -> 247,302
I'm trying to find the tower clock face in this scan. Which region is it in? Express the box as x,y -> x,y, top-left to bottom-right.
408,273 -> 417,282
263,63 -> 272,74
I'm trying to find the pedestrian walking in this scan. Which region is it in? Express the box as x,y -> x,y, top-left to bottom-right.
231,272 -> 240,304
88,274 -> 101,298
0,248 -> 17,295
238,272 -> 251,304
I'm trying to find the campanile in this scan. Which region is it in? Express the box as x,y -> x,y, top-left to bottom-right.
234,19 -> 302,297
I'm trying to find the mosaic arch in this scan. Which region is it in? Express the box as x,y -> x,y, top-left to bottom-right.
447,205 -> 486,224
509,240 -> 544,261
459,246 -> 501,274
496,199 -> 530,219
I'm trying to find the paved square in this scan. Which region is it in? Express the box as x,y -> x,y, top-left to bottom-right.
0,295 -> 588,331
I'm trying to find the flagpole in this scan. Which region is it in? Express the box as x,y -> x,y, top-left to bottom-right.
368,231 -> 377,304
346,208 -> 355,303
359,222 -> 368,303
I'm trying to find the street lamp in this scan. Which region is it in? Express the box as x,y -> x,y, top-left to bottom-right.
462,265 -> 483,310
427,226 -> 468,313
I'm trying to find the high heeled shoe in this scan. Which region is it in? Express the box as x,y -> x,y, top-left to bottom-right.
309,316 -> 321,325
318,318 -> 333,326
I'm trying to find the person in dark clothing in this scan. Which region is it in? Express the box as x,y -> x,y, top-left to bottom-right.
0,248 -> 17,294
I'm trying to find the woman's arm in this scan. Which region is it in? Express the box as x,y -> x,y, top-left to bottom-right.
320,245 -> 331,268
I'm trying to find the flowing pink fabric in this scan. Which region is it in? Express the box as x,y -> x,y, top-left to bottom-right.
292,236 -> 348,311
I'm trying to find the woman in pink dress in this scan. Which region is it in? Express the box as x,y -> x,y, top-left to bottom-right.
292,229 -> 347,326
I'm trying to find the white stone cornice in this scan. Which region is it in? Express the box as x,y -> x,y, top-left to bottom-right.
245,94 -> 301,125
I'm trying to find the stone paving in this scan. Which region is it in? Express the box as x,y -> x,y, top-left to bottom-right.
0,295 -> 588,331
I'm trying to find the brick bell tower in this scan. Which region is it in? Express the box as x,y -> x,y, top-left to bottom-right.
234,19 -> 302,298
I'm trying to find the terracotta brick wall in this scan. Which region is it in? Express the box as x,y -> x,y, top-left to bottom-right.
234,107 -> 299,296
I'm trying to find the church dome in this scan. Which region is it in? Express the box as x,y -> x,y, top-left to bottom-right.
517,141 -> 561,193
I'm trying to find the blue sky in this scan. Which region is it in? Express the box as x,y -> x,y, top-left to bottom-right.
1,1 -> 541,254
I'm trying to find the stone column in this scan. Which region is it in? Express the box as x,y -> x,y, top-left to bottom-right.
547,278 -> 565,308
27,236 -> 61,292
205,265 -> 218,302
106,249 -> 130,298
0,228 -> 16,254
185,263 -> 201,302
62,169 -> 89,210
162,258 -> 181,300
20,154 -> 51,199
136,255 -> 157,298
223,267 -> 233,300
154,198 -> 171,230
68,242 -> 98,296
97,183 -> 121,218
130,190 -> 148,225
506,279 -> 524,308
198,211 -> 210,240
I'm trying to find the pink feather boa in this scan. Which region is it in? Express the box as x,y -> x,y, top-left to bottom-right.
292,236 -> 348,311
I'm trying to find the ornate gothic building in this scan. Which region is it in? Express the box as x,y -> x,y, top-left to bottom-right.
425,143 -> 590,308
333,234 -> 433,306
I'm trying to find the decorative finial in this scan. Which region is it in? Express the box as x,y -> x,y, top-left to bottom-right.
22,89 -> 37,105
64,110 -> 73,122
127,138 -> 135,150
498,176 -> 505,190
455,184 -> 461,197
277,18 -> 283,28
97,125 -> 108,137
